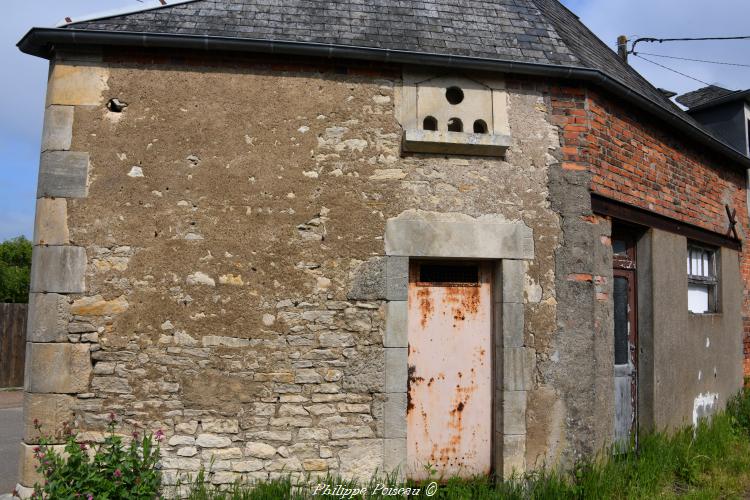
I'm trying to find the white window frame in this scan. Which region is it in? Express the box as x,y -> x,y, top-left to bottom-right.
687,243 -> 719,314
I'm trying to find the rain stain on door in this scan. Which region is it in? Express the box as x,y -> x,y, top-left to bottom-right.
407,262 -> 493,479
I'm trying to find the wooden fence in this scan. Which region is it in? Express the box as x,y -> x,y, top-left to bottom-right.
0,303 -> 27,388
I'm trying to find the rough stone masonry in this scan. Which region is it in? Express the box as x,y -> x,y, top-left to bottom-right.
18,49 -> 566,489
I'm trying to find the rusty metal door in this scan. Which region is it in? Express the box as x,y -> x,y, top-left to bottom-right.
612,227 -> 638,448
407,262 -> 493,479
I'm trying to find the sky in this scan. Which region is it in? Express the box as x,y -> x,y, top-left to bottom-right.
2,0 -> 750,241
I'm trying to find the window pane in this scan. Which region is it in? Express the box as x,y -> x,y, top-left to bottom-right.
702,252 -> 710,277
688,284 -> 710,313
614,276 -> 629,365
612,239 -> 627,256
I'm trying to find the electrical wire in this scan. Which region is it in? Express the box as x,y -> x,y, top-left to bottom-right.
634,51 -> 750,68
632,54 -> 713,86
630,35 -> 750,54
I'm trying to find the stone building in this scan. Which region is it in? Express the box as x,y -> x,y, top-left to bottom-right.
14,0 -> 750,490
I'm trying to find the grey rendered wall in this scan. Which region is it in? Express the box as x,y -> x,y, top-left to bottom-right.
645,229 -> 743,431
690,101 -> 747,156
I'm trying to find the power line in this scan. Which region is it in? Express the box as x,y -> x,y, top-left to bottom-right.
634,51 -> 750,69
630,35 -> 750,54
632,54 -> 712,86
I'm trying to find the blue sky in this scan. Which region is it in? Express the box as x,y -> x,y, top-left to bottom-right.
2,0 -> 750,241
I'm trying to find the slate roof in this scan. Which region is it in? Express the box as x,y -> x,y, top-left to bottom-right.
18,0 -> 750,167
676,85 -> 747,110
62,0 -> 687,117
66,0 -> 581,66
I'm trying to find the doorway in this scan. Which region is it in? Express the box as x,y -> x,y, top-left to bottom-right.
406,261 -> 493,479
612,226 -> 638,447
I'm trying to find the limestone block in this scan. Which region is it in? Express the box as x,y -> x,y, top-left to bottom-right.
195,434 -> 231,448
502,260 -> 525,304
33,198 -> 69,246
46,63 -> 109,107
503,347 -> 534,391
41,105 -> 74,152
384,392 -> 407,438
384,438 -> 407,476
25,343 -> 92,394
348,257 -> 386,300
385,210 -> 534,259
386,256 -> 409,300
338,440 -> 384,481
27,293 -> 70,343
503,391 -> 527,435
30,246 -> 86,293
18,442 -> 66,488
385,348 -> 407,393
23,393 -> 76,444
384,301 -> 407,348
71,295 -> 128,316
502,302 -> 525,348
502,435 -> 526,477
37,151 -> 90,199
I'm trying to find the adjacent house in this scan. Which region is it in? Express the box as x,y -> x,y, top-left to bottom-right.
14,0 -> 750,490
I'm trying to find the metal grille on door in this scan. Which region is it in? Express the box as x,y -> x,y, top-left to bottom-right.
406,262 -> 493,479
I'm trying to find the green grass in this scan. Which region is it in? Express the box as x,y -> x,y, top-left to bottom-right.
177,388 -> 750,499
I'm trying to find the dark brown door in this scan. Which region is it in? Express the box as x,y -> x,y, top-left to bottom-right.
612,227 -> 637,447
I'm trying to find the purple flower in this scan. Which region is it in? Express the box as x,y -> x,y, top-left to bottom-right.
114,468 -> 122,478
87,495 -> 94,500
155,429 -> 164,442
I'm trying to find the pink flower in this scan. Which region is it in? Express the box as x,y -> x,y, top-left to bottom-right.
109,412 -> 116,422
87,495 -> 94,500
114,468 -> 122,478
132,431 -> 139,439
79,443 -> 87,451
155,429 -> 164,442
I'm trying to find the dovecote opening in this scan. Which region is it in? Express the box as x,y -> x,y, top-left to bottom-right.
423,116 -> 438,131
448,118 -> 463,132
445,86 -> 465,105
473,119 -> 488,134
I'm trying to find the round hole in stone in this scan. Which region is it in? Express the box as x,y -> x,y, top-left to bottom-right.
473,119 -> 488,134
445,86 -> 464,105
423,116 -> 438,131
447,118 -> 463,132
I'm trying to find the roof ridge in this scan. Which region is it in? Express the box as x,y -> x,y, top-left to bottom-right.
55,0 -> 199,28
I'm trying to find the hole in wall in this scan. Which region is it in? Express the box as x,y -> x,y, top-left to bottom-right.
423,116 -> 438,131
473,119 -> 488,134
447,118 -> 463,132
107,98 -> 128,113
445,86 -> 464,105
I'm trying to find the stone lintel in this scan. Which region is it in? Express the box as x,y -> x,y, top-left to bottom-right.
385,211 -> 533,260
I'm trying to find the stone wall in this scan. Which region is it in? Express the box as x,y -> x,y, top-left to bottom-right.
19,49 -> 564,489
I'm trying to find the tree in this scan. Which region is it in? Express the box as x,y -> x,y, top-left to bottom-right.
0,236 -> 32,303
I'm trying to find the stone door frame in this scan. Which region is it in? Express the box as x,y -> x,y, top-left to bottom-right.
381,211 -> 535,478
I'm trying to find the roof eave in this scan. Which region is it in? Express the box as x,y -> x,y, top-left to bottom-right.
17,27 -> 750,170
685,90 -> 750,113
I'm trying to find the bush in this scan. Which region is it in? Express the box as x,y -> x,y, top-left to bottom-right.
28,413 -> 163,499
0,236 -> 32,303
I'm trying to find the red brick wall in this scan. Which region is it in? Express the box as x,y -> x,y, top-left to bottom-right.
546,83 -> 750,377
